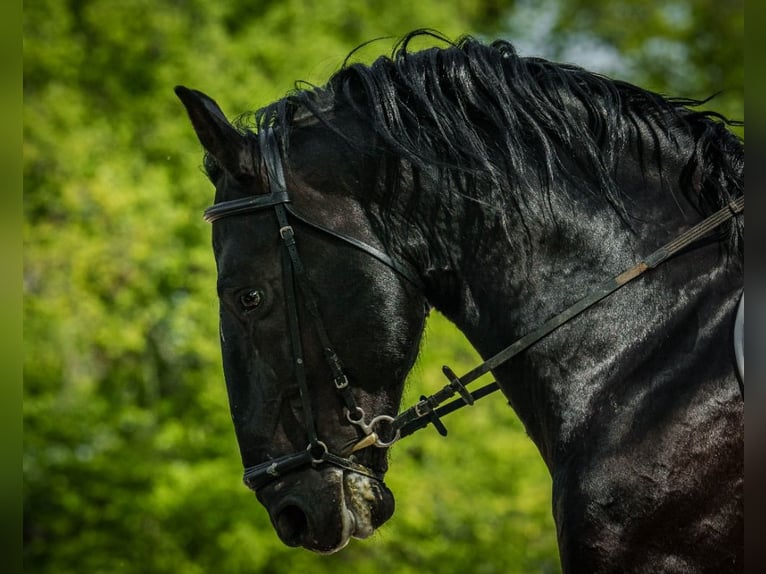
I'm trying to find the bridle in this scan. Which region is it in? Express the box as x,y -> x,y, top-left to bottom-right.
205,129 -> 423,490
205,128 -> 744,492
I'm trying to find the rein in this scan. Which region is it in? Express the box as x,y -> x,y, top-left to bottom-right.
205,128 -> 744,490
392,195 -> 744,438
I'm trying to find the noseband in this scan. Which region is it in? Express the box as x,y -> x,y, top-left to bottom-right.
205,129 -> 422,491
205,129 -> 744,492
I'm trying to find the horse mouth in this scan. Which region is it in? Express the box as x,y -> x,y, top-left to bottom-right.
259,467 -> 394,553
343,471 -> 382,540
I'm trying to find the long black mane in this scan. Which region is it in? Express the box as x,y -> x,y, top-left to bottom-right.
235,31 -> 743,249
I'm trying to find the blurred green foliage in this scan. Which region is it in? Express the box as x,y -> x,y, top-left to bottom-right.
501,0 -> 743,133
23,1 -> 741,572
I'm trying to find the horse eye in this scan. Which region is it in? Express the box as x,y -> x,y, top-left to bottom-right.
239,289 -> 263,311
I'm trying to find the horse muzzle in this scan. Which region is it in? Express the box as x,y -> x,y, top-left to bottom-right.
256,466 -> 395,553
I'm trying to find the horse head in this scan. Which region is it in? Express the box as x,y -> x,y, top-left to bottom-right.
176,86 -> 427,553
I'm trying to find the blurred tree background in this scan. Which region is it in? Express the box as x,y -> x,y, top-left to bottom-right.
23,1 -> 742,572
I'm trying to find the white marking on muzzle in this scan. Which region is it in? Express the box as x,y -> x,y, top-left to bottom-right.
344,472 -> 377,539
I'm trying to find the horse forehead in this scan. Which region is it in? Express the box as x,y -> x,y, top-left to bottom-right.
213,211 -> 280,255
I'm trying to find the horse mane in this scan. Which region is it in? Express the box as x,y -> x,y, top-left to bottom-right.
236,30 -> 743,249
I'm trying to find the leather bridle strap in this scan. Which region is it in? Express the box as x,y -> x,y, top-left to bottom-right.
283,203 -> 424,290
203,162 -> 423,292
274,202 -> 361,420
277,212 -> 319,446
392,195 -> 745,439
242,445 -> 385,491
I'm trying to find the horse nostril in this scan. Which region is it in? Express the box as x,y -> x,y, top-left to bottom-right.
276,504 -> 309,546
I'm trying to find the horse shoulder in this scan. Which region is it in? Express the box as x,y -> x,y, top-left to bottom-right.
552,382 -> 743,573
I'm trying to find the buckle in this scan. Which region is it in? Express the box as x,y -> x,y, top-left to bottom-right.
279,225 -> 294,240
414,398 -> 432,418
333,374 -> 349,390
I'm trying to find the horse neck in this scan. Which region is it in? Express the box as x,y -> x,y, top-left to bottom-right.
408,141 -> 743,468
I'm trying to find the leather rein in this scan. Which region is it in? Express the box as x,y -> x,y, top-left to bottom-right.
205,129 -> 744,491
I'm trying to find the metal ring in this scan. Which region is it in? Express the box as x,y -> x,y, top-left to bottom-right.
307,441 -> 328,464
345,406 -> 366,425
367,415 -> 401,448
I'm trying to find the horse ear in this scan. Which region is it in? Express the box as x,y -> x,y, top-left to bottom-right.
174,85 -> 256,178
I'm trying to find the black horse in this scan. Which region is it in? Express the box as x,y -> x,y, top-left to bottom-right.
177,32 -> 743,572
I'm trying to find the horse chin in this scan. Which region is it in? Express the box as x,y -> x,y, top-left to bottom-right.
256,467 -> 394,553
